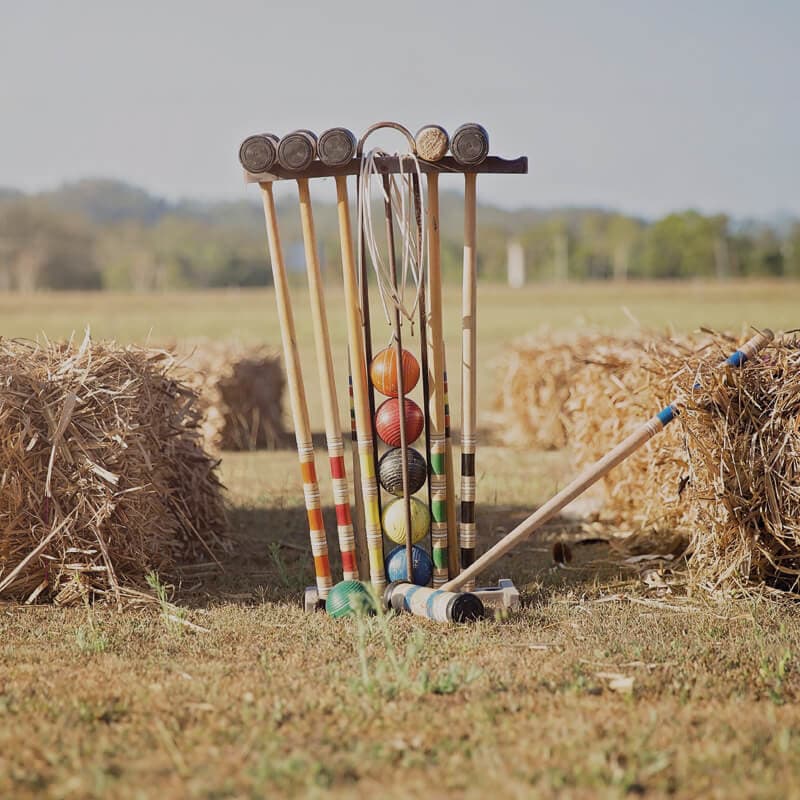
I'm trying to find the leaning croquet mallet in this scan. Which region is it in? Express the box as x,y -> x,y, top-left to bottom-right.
384,582 -> 484,622
442,330 -> 775,592
459,170 -> 479,585
335,172 -> 385,588
259,182 -> 333,599
296,176 -> 359,581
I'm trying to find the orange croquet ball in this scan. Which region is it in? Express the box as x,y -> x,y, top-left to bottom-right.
369,347 -> 420,397
375,398 -> 424,447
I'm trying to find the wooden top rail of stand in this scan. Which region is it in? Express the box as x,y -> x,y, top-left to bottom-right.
245,155 -> 528,184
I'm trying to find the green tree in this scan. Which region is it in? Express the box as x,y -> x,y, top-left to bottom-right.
642,211 -> 729,278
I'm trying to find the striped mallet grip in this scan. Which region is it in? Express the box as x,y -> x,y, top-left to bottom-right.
688,328 -> 774,393
726,329 -> 773,366
384,582 -> 484,623
441,328 -> 774,594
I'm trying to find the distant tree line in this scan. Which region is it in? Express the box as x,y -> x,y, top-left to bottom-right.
0,180 -> 798,291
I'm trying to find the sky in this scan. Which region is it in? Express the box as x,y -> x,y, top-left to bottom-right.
1,0 -> 798,218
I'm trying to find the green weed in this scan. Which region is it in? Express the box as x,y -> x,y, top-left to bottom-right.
351,587 -> 482,699
146,571 -> 185,635
759,649 -> 792,705
74,624 -> 109,654
267,541 -> 305,592
74,596 -> 109,654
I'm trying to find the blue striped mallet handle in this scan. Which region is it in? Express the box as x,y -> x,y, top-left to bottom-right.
442,329 -> 774,593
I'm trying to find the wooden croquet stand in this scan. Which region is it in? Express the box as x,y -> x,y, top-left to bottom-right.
244,125 -> 527,621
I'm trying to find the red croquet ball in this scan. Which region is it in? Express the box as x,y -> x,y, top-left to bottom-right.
375,398 -> 424,447
369,347 -> 420,397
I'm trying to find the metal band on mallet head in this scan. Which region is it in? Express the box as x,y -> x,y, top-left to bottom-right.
239,133 -> 279,173
451,123 -> 490,166
278,129 -> 318,171
415,125 -> 449,162
318,127 -> 357,166
384,581 -> 484,622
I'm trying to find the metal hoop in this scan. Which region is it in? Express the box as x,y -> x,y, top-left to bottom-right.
357,121 -> 417,157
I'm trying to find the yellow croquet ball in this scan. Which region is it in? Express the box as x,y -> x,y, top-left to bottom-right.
381,497 -> 430,545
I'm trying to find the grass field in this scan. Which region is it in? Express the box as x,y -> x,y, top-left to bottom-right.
2,281 -> 800,799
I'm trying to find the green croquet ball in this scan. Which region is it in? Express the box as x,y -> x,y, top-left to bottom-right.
325,580 -> 373,618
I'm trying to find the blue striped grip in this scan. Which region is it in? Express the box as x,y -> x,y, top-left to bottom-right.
657,404 -> 677,426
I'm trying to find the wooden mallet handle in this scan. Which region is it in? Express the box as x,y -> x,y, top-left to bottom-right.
259,182 -> 333,598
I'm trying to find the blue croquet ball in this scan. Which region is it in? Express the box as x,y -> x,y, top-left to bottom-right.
385,545 -> 434,586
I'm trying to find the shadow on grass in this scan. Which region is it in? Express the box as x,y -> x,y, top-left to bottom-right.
172,497 -> 643,610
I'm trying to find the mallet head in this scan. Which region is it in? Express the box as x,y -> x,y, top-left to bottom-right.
415,125 -> 449,162
318,127 -> 357,166
239,133 -> 279,173
451,123 -> 490,166
277,129 -> 318,171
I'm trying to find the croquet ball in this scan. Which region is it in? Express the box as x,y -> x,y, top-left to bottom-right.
385,545 -> 434,585
378,447 -> 427,496
370,347 -> 420,397
325,580 -> 374,618
382,496 -> 430,545
375,398 -> 424,446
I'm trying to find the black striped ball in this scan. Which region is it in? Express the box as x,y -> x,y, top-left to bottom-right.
379,447 -> 427,496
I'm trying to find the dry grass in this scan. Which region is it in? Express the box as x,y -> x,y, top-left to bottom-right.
1,283 -> 800,798
2,445 -> 800,799
0,334 -> 228,604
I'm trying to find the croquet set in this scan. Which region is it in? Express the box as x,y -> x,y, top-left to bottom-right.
241,122 -> 773,623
